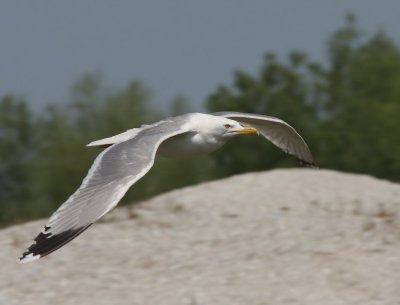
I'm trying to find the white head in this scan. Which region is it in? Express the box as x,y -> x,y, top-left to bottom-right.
189,113 -> 257,138
158,113 -> 258,157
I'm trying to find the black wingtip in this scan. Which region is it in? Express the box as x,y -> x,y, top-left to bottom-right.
19,224 -> 93,263
294,156 -> 319,168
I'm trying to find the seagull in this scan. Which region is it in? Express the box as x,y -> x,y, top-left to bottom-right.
19,112 -> 316,263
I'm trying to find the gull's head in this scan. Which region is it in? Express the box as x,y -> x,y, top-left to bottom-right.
189,113 -> 257,138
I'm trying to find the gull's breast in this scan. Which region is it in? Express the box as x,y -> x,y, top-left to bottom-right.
158,132 -> 226,158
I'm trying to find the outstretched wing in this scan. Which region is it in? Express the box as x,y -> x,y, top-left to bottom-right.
214,111 -> 316,167
20,118 -> 190,263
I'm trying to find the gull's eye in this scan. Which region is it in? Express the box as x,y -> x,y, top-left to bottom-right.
224,124 -> 232,129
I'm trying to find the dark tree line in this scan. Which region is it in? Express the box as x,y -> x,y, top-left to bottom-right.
207,15 -> 400,180
1,16 -> 399,226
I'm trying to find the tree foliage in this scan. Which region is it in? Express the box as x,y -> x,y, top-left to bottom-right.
1,16 -> 399,226
0,75 -> 214,226
0,95 -> 35,223
318,16 -> 400,180
206,16 -> 400,181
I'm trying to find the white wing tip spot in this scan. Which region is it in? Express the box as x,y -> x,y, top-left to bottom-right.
19,253 -> 41,264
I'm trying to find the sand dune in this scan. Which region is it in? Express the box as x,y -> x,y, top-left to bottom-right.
1,169 -> 400,305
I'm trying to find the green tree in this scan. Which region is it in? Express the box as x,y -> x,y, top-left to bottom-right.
0,95 -> 35,223
320,16 -> 400,180
206,15 -> 400,182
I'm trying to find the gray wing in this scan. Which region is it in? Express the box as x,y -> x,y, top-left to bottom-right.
87,121 -> 165,148
20,118 -> 190,263
214,111 -> 316,167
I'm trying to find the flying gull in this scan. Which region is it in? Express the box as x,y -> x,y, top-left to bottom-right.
19,112 -> 316,263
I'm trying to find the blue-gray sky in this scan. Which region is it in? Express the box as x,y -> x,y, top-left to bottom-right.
1,0 -> 399,111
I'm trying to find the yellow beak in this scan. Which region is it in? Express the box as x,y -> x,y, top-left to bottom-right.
238,126 -> 258,135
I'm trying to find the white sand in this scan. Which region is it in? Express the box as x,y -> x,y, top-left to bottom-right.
1,169 -> 400,305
